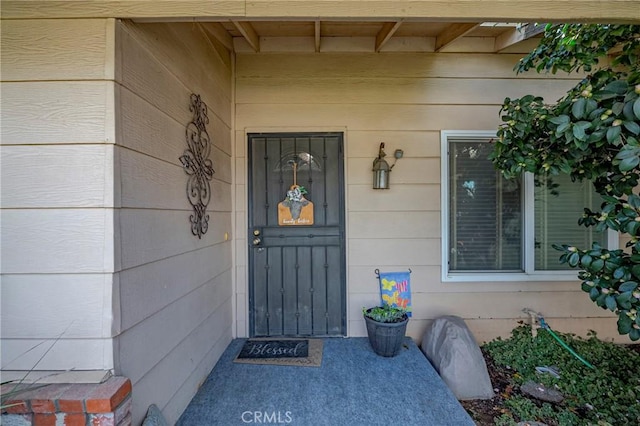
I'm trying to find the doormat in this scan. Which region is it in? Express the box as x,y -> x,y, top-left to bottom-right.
233,338 -> 323,367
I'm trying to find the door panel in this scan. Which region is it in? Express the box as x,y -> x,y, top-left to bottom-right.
248,133 -> 346,336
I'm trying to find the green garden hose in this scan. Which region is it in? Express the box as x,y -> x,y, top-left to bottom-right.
540,317 -> 596,370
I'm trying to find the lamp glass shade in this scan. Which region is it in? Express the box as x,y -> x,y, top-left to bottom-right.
372,157 -> 390,189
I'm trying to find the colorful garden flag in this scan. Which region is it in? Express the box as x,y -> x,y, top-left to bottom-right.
378,271 -> 412,317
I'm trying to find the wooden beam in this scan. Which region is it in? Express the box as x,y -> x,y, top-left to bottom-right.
494,23 -> 545,52
315,19 -> 321,53
199,23 -> 233,69
232,20 -> 260,52
200,22 -> 233,51
435,23 -> 479,51
375,21 -> 403,52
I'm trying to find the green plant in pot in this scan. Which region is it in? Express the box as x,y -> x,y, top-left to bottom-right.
363,304 -> 409,357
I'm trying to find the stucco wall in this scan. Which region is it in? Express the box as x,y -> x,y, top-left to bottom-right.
233,51 -> 622,344
1,18 -> 118,373
113,21 -> 234,424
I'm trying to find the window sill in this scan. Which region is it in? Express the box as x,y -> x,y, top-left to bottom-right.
443,272 -> 583,283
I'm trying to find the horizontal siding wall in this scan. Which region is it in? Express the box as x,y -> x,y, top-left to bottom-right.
0,19 -> 117,371
114,20 -> 234,425
234,51 -> 622,345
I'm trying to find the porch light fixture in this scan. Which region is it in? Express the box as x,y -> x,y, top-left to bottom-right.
372,142 -> 403,189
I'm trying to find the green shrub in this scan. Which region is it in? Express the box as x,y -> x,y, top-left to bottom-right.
483,325 -> 640,425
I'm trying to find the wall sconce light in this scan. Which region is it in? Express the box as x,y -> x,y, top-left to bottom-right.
372,142 -> 403,189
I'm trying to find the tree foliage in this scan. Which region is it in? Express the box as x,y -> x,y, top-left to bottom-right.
490,24 -> 640,340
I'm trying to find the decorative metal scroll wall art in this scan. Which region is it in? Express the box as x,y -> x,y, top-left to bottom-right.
179,93 -> 215,239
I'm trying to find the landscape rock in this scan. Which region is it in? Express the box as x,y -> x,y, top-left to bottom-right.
142,404 -> 169,426
421,315 -> 494,400
520,380 -> 564,403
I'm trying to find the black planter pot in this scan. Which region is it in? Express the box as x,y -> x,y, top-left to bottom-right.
364,311 -> 409,357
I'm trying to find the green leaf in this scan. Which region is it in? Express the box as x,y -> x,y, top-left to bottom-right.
619,281 -> 638,292
624,99 -> 637,121
607,125 -> 622,143
618,314 -> 633,334
614,146 -> 639,159
572,97 -> 586,119
604,80 -> 628,95
625,220 -> 640,235
628,194 -> 640,208
573,124 -> 586,141
624,121 -> 640,135
557,122 -> 571,134
585,99 -> 598,116
630,328 -> 640,341
613,267 -> 626,280
549,115 -> 570,125
634,97 -> 640,121
568,252 -> 580,267
591,258 -> 605,271
612,101 -> 625,116
580,254 -> 593,267
618,156 -> 639,172
617,292 -> 632,309
605,295 -> 617,311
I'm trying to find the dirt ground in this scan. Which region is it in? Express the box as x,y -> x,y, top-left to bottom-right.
459,349 -> 514,425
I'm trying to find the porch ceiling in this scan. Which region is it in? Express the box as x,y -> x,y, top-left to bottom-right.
145,19 -> 547,53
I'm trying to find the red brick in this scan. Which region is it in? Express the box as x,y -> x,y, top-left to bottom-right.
30,384 -> 71,413
30,399 -> 56,413
33,413 -> 56,426
58,383 -> 96,413
85,378 -> 131,413
58,412 -> 87,426
57,398 -> 85,414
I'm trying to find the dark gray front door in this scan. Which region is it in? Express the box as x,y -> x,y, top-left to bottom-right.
248,133 -> 346,336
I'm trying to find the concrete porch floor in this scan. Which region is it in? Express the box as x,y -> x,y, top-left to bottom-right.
177,337 -> 474,426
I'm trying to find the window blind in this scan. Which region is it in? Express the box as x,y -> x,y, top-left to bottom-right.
449,140 -> 523,271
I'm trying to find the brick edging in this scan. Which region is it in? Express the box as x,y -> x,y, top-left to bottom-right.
1,376 -> 131,426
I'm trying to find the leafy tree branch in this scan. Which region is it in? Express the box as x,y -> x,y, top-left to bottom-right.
490,24 -> 640,340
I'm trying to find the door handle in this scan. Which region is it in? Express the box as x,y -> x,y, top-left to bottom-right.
252,237 -> 262,246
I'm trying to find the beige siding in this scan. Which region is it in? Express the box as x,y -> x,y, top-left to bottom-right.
114,21 -> 233,425
0,19 -> 116,372
234,52 -> 621,346
0,19 -> 115,81
1,81 -> 116,144
3,1 -> 637,22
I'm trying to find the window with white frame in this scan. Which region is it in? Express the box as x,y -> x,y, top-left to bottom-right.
441,131 -> 613,281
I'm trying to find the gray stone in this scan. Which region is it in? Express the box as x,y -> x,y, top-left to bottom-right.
421,315 -> 495,400
142,404 -> 169,426
520,380 -> 564,403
